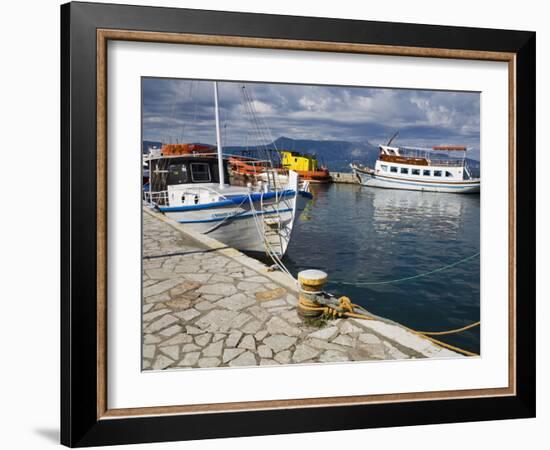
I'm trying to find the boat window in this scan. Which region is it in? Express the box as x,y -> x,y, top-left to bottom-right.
445,171 -> 453,177
167,163 -> 188,185
190,163 -> 211,182
390,166 -> 398,173
400,167 -> 409,174
434,170 -> 442,177
423,169 -> 431,176
210,162 -> 230,184
411,169 -> 420,175
381,165 -> 388,172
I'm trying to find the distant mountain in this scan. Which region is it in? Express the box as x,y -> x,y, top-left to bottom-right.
275,136 -> 380,172
226,136 -> 379,172
143,136 -> 480,176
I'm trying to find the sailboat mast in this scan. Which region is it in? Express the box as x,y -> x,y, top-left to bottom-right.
213,81 -> 225,189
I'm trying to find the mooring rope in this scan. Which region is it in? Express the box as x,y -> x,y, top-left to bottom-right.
297,292 -> 479,357
332,252 -> 480,286
412,333 -> 478,357
415,321 -> 480,336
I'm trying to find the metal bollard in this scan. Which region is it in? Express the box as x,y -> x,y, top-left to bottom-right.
297,269 -> 328,318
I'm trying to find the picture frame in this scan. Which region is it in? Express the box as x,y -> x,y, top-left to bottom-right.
60,1 -> 535,447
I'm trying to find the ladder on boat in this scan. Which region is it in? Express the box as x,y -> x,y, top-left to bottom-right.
259,178 -> 293,257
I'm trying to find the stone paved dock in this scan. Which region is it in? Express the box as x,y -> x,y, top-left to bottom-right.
142,207 -> 460,371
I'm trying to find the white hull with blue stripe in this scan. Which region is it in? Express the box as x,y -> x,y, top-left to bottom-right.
152,171 -> 312,255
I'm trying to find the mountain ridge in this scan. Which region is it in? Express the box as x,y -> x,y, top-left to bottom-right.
143,137 -> 480,175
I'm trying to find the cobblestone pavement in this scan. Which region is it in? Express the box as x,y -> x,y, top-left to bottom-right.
142,209 -> 458,371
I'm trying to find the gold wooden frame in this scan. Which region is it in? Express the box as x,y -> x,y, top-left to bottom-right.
96,29 -> 516,420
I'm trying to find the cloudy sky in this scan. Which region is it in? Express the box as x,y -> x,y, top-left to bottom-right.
142,78 -> 480,159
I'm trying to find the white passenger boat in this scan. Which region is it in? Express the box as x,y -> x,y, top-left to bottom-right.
144,82 -> 312,256
350,135 -> 480,194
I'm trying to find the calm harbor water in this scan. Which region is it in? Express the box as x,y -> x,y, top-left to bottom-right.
283,183 -> 481,355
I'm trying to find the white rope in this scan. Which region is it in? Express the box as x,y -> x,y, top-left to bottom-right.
247,192 -> 297,283
240,85 -> 281,169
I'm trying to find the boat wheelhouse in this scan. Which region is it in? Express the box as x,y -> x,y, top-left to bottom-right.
351,140 -> 480,194
279,150 -> 331,184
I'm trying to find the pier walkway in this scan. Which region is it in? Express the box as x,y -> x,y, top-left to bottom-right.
142,207 -> 460,371
330,171 -> 360,184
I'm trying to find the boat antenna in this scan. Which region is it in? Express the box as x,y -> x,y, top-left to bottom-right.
387,130 -> 399,146
213,81 -> 225,189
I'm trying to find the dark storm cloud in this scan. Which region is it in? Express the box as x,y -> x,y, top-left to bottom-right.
142,78 -> 480,159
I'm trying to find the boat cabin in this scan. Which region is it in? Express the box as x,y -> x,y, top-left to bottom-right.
280,150 -> 319,172
375,144 -> 472,180
164,157 -> 230,186
146,156 -> 232,206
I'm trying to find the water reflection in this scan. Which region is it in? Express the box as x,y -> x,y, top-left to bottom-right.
371,188 -> 468,236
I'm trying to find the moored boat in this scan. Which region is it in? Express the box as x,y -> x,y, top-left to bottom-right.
144,82 -> 312,256
350,135 -> 480,194
279,150 -> 331,183
229,150 -> 331,185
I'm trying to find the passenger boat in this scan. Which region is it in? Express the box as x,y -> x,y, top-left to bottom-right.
350,135 -> 480,194
144,82 -> 312,256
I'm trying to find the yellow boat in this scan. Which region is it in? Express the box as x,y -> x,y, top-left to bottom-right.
279,150 -> 331,183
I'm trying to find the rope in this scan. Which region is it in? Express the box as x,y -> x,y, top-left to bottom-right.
298,295 -> 375,320
332,252 -> 480,286
416,334 -> 478,357
298,291 -> 479,357
415,321 -> 480,336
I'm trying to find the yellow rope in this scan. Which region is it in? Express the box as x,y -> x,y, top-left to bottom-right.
298,296 -> 375,320
298,295 -> 479,357
417,334 -> 478,357
414,321 -> 480,336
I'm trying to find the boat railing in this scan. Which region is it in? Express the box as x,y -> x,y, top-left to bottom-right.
231,158 -> 273,165
144,190 -> 169,206
350,161 -> 372,172
144,185 -> 232,207
428,159 -> 464,167
230,157 -> 274,170
146,151 -> 219,160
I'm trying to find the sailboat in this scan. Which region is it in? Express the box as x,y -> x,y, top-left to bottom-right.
143,82 -> 312,256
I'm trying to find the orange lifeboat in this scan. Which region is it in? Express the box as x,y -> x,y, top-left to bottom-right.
161,143 -> 214,156
228,156 -> 270,176
229,156 -> 290,177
